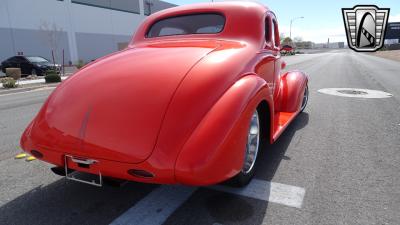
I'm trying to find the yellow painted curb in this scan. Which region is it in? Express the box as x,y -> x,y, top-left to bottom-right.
15,153 -> 27,159
26,156 -> 36,162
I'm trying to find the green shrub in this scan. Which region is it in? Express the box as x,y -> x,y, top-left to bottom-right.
2,78 -> 18,88
0,77 -> 13,83
45,70 -> 61,83
76,59 -> 85,69
46,69 -> 59,75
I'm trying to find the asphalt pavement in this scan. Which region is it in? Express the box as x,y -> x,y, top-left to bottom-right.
0,49 -> 399,225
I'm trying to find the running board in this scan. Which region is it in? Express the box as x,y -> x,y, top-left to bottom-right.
272,111 -> 298,142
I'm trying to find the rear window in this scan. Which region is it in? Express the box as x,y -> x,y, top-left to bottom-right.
146,13 -> 225,38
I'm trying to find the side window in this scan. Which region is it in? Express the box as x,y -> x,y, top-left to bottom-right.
270,19 -> 275,45
273,20 -> 280,47
8,57 -> 17,62
15,56 -> 26,63
265,17 -> 270,42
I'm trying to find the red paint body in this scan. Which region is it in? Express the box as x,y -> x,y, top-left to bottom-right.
20,2 -> 308,186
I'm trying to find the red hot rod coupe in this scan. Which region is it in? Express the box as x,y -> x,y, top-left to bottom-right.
20,2 -> 308,187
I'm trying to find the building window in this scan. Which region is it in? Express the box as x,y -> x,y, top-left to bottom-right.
71,0 -> 140,14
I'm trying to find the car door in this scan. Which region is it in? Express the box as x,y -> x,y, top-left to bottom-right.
11,56 -> 23,71
270,16 -> 283,102
16,56 -> 30,74
255,14 -> 277,99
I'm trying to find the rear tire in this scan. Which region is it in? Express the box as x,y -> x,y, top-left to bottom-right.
31,68 -> 37,76
229,109 -> 261,187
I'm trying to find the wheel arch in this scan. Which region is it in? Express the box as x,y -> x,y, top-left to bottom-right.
277,70 -> 308,113
257,100 -> 272,144
174,74 -> 273,185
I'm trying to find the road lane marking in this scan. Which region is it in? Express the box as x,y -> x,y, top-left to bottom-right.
110,185 -> 196,225
110,179 -> 305,225
210,179 -> 306,208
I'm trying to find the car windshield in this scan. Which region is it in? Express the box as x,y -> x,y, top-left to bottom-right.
146,13 -> 225,38
26,56 -> 49,63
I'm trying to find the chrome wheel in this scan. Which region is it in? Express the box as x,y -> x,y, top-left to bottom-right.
300,85 -> 308,112
31,69 -> 37,76
242,110 -> 260,174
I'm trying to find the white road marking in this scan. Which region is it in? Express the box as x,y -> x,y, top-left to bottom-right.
110,179 -> 305,225
110,185 -> 196,225
210,179 -> 306,208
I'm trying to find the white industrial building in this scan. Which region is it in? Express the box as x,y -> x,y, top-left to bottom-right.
0,0 -> 175,64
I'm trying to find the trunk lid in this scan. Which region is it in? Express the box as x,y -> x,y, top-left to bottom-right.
36,41 -> 218,163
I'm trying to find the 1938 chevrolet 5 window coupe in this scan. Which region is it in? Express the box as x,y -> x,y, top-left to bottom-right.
21,2 -> 308,187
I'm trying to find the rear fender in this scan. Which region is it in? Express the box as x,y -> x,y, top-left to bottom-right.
277,70 -> 308,113
174,75 -> 272,185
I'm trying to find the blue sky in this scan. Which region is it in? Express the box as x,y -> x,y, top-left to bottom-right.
165,0 -> 400,43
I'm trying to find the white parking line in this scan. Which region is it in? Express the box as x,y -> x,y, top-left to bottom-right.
110,185 -> 197,225
109,179 -> 305,225
210,179 -> 306,208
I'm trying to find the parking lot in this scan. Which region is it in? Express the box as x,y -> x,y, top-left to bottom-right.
1,49 -> 400,225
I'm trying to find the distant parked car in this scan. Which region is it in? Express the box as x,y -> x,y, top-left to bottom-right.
1,56 -> 60,76
281,45 -> 294,52
281,45 -> 295,55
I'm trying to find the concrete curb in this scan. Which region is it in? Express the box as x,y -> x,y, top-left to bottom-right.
0,76 -> 69,88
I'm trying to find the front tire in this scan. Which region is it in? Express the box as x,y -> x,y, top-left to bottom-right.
230,109 -> 261,187
300,84 -> 308,112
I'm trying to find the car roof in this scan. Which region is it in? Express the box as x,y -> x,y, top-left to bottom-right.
10,56 -> 46,58
153,1 -> 268,16
131,1 -> 271,45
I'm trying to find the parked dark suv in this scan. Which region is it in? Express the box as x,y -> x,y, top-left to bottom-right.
1,56 -> 61,76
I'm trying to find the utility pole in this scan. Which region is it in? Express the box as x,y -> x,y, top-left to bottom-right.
290,16 -> 304,39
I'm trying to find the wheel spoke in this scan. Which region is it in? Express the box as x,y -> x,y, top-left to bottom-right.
301,85 -> 308,111
242,110 -> 260,174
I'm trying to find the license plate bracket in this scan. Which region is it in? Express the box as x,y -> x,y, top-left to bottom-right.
64,155 -> 103,187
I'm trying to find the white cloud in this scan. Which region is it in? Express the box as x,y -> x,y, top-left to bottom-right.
279,25 -> 346,43
389,14 -> 400,22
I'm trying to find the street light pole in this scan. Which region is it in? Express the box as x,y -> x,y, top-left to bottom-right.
290,16 -> 304,39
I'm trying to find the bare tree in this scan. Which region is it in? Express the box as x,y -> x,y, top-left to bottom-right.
39,21 -> 63,65
282,37 -> 294,46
